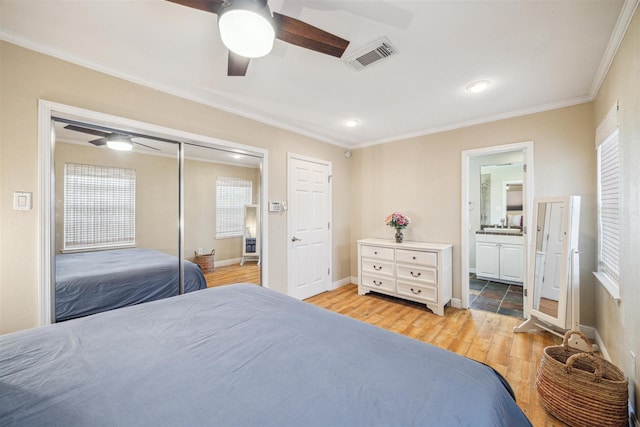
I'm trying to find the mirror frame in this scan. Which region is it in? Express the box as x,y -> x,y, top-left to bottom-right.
523,195 -> 580,331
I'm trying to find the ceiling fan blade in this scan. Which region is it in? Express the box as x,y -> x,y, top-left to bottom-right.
272,12 -> 350,58
131,140 -> 161,151
64,124 -> 109,138
89,137 -> 108,146
228,51 -> 251,76
165,0 -> 223,14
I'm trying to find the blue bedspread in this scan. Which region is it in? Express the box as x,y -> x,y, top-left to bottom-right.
55,248 -> 207,321
0,284 -> 532,426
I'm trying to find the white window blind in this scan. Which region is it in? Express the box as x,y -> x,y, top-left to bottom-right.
216,177 -> 252,239
596,104 -> 620,286
64,163 -> 136,250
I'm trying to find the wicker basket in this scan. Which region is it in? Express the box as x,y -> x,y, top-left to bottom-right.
194,249 -> 215,274
536,330 -> 628,427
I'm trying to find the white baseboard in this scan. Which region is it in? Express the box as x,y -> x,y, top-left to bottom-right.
330,277 -> 353,291
215,258 -> 243,267
450,298 -> 462,309
585,327 -> 638,427
588,325 -> 611,360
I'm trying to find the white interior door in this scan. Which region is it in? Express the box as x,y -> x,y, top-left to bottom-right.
287,154 -> 331,300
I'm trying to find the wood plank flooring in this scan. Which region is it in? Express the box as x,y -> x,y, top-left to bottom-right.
306,284 -> 568,427
204,262 -> 261,288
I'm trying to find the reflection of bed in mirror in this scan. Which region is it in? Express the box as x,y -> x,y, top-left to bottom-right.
514,196 -> 584,344
1,284 -> 532,426
55,248 -> 207,322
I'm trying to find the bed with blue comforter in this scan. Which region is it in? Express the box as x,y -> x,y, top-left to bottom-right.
0,284 -> 531,426
55,248 -> 207,321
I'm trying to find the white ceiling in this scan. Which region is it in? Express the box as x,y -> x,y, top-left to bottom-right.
1,0 -> 633,148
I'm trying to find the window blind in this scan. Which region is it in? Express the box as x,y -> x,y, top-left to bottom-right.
596,103 -> 620,284
216,177 -> 252,239
64,163 -> 136,250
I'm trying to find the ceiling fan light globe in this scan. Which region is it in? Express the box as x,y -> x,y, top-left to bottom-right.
106,135 -> 133,151
218,6 -> 275,58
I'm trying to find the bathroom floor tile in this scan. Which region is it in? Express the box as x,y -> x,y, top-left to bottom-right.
469,276 -> 523,319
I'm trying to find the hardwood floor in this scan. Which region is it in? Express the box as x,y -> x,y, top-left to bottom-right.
305,284 -> 568,427
204,262 -> 261,288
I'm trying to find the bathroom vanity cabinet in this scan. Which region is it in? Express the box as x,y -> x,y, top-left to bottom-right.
475,233 -> 524,284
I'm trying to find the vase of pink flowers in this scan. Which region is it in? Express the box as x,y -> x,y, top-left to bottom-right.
385,212 -> 411,243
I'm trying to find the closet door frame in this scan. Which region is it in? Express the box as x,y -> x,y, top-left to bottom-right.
38,100 -> 269,325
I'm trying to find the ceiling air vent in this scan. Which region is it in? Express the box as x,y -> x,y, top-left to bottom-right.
345,37 -> 397,71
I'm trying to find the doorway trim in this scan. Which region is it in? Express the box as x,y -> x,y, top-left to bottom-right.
460,141 -> 534,312
38,100 -> 269,325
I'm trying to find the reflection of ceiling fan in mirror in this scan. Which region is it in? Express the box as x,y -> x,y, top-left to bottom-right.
167,0 -> 350,76
64,125 -> 160,152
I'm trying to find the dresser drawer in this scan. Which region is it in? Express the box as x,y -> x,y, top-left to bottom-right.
396,249 -> 437,266
396,281 -> 437,303
361,274 -> 395,292
396,264 -> 437,285
361,259 -> 394,277
361,245 -> 395,262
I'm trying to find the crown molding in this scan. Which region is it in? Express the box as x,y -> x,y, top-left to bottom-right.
589,0 -> 640,99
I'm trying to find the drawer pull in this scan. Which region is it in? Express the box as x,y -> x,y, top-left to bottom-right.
374,251 -> 378,255
412,256 -> 416,260
410,271 -> 421,278
373,265 -> 382,271
410,288 -> 422,295
373,280 -> 383,286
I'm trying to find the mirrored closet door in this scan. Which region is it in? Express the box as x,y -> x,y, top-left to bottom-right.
50,116 -> 264,323
53,119 -> 181,322
183,143 -> 262,288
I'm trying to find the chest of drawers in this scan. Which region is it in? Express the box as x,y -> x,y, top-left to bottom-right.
357,239 -> 453,316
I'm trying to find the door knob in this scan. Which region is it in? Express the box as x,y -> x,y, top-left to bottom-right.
291,236 -> 302,242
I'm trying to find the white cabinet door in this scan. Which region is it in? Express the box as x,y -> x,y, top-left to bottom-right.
500,243 -> 524,282
476,242 -> 500,279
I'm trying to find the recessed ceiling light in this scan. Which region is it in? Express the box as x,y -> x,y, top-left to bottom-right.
466,80 -> 492,93
344,119 -> 360,128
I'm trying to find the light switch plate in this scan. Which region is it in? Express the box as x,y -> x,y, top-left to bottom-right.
269,201 -> 283,212
13,192 -> 32,210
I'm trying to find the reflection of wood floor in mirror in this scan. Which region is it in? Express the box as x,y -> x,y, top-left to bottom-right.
539,297 -> 559,317
204,262 -> 261,288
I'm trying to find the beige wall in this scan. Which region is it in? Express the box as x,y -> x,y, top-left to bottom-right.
351,102 -> 598,326
0,41 -> 352,333
593,7 -> 640,414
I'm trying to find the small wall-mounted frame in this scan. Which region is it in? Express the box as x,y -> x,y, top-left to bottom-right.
13,192 -> 32,210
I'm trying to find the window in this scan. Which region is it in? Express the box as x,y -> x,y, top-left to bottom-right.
216,177 -> 252,239
64,163 -> 136,251
595,104 -> 620,297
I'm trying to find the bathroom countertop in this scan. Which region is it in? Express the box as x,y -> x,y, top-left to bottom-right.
475,229 -> 523,236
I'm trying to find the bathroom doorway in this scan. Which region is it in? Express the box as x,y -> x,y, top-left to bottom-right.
460,142 -> 534,319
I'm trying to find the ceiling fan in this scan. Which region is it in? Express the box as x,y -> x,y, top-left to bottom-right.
64,124 -> 160,152
167,0 -> 350,76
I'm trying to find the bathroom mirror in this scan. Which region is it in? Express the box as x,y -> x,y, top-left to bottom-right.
480,163 -> 523,226
515,196 -> 581,336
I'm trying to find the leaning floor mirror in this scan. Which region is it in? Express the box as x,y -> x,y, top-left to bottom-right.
514,196 -> 584,346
